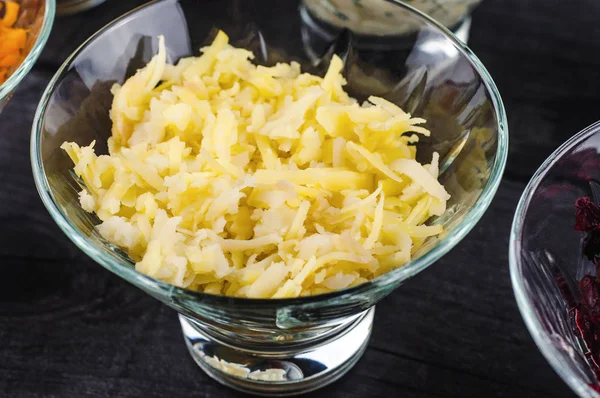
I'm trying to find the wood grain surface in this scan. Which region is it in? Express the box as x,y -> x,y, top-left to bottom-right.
0,0 -> 596,396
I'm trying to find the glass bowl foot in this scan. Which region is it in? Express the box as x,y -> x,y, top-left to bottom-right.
179,307 -> 375,396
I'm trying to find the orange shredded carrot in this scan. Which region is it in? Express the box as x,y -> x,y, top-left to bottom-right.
1,1 -> 19,28
0,1 -> 26,85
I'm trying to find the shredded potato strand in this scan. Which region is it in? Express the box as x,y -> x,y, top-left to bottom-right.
61,30 -> 449,298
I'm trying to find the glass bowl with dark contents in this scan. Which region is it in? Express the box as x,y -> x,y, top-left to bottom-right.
32,0 -> 507,395
510,121 -> 600,398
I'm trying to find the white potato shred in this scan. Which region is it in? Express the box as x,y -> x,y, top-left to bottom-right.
61,30 -> 450,298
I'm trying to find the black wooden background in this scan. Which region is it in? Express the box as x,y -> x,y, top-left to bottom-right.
0,0 -> 596,396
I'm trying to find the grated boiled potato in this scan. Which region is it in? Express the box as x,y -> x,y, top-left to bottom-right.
61,30 -> 450,298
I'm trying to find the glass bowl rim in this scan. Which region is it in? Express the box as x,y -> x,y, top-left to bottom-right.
0,0 -> 56,100
509,120 -> 600,398
31,0 -> 509,306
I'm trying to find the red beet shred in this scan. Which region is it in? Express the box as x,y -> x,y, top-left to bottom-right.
591,383 -> 600,393
576,197 -> 600,263
570,197 -> 600,385
576,197 -> 600,232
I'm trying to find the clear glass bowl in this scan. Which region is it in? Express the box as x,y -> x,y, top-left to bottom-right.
303,0 -> 482,38
510,121 -> 600,398
31,0 -> 507,395
0,0 -> 55,112
56,0 -> 105,16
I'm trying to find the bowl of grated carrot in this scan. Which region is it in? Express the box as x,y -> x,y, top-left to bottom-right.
0,0 -> 54,112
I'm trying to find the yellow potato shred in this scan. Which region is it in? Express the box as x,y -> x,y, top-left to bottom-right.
61,30 -> 450,298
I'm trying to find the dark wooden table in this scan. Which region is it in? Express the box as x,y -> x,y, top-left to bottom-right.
1,0 -> 597,396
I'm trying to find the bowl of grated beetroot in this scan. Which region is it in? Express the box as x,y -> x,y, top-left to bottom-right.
510,120 -> 600,398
